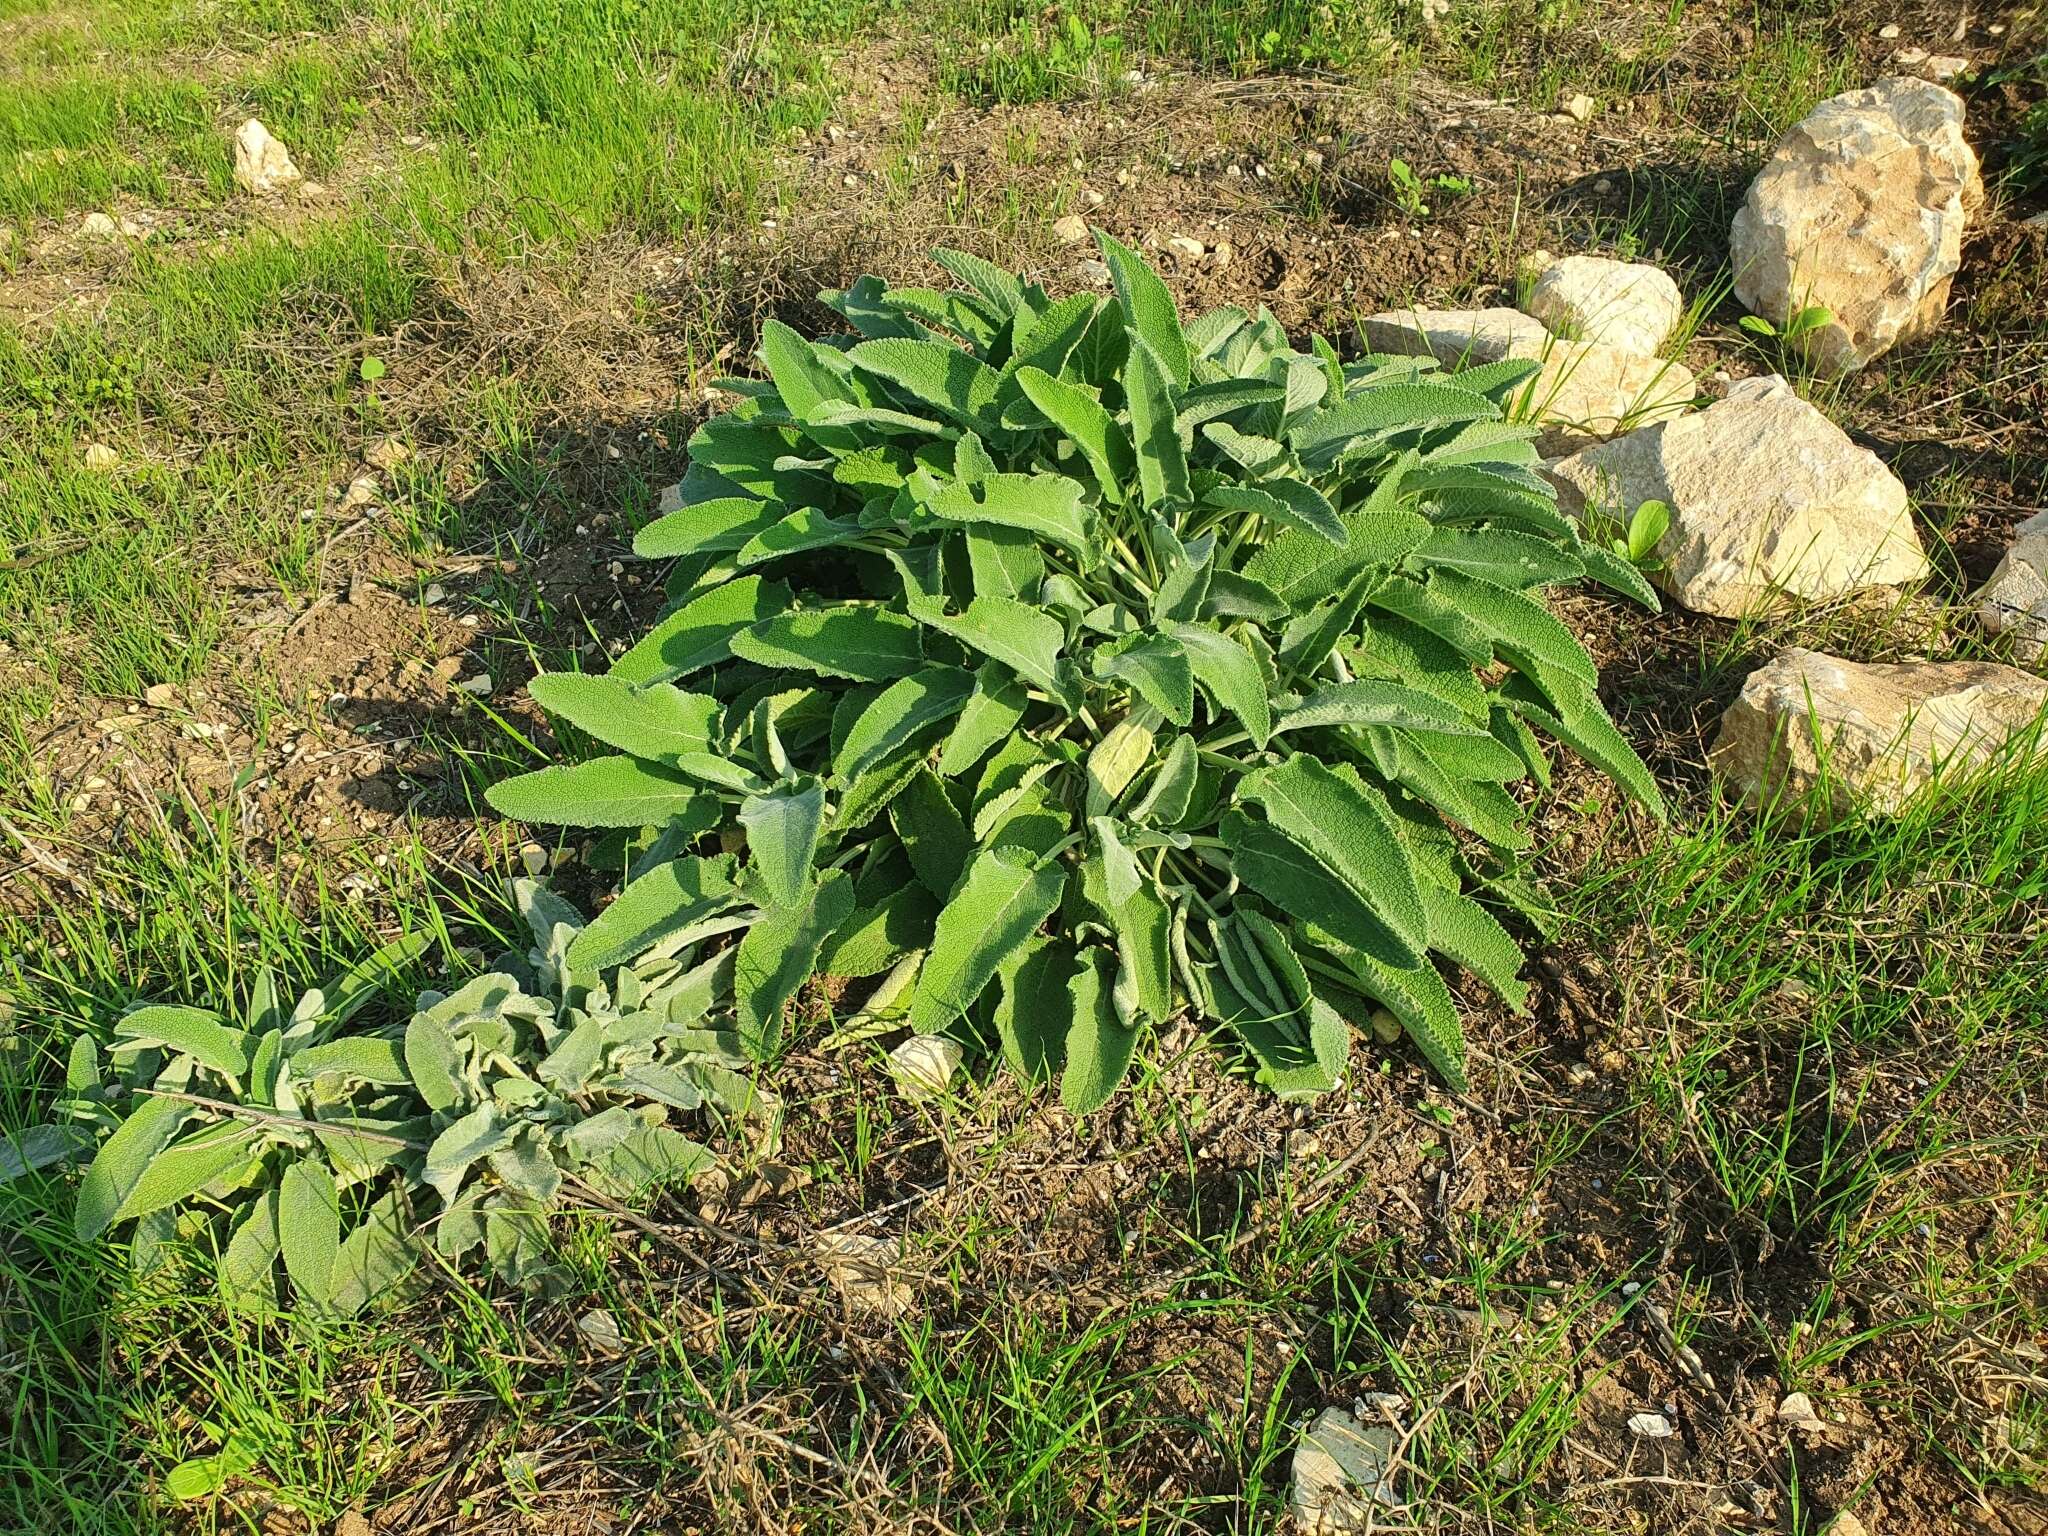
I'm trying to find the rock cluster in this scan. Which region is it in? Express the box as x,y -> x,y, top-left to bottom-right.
1363,275 -> 1696,455
1973,510 -> 2048,662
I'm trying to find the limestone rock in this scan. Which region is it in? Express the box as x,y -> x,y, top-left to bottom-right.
1709,648 -> 2048,817
1730,77 -> 1983,374
1972,509 -> 2048,662
1051,214 -> 1089,244
1547,376 -> 1928,617
1524,254 -> 1684,357
1361,306 -> 1695,453
82,442 -> 118,472
1292,1408 -> 1402,1532
233,119 -> 302,196
814,1232 -> 913,1316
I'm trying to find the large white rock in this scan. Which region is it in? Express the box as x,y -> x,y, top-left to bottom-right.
1730,77 -> 1983,375
1710,647 -> 2048,817
1973,510 -> 2048,662
1546,375 -> 1929,617
233,119 -> 301,196
1524,255 -> 1684,357
1362,305 -> 1695,452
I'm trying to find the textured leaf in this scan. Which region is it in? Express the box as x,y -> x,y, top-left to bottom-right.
737,777 -> 827,909
328,1190 -> 417,1318
734,869 -> 855,1058
1239,756 -> 1427,956
932,246 -> 1027,318
738,508 -> 860,567
836,667 -> 976,782
526,673 -> 720,765
74,1092 -> 190,1240
1326,939 -> 1469,1092
908,849 -> 1065,1035
111,1121 -> 263,1225
422,1103 -> 516,1206
1126,330 -> 1192,509
221,1190 -> 282,1311
1128,733 -> 1199,826
1576,544 -> 1662,610
1501,672 -> 1666,819
633,496 -> 782,559
568,855 -> 740,970
1276,680 -> 1488,738
1420,882 -> 1530,1011
289,1036 -> 410,1086
1207,482 -> 1344,545
1220,810 -> 1417,970
113,1007 -> 252,1081
929,473 -> 1093,564
1414,527 -> 1584,589
730,605 -> 925,682
1061,948 -> 1137,1115
1158,621 -> 1269,746
849,338 -> 1005,428
939,663 -> 1030,777
1095,635 -> 1193,726
1240,509 -> 1433,610
318,934 -> 433,1036
925,597 -> 1071,705
1292,382 -> 1498,467
1096,230 -> 1190,388
1015,367 -> 1132,500
278,1159 -> 341,1306
995,939 -> 1075,1083
404,1014 -> 465,1112
818,881 -> 940,978
0,1123 -> 92,1183
609,575 -> 792,684
1433,569 -> 1596,684
964,525 -> 1045,603
487,756 -> 716,831
893,768 -> 972,898
1084,710 -> 1157,818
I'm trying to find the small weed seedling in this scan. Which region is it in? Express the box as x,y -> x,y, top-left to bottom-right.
1388,158 -> 1473,221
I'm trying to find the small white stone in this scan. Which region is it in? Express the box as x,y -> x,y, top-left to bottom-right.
1208,240 -> 1234,271
1368,1008 -> 1402,1045
1926,54 -> 1968,80
83,442 -> 119,472
1878,22 -> 1900,37
1077,258 -> 1111,286
519,842 -> 548,878
340,475 -> 379,509
1562,93 -> 1595,122
233,118 -> 302,196
1052,213 -> 1089,244
1166,235 -> 1205,261
575,1309 -> 624,1355
78,211 -> 121,240
1082,188 -> 1105,207
1628,1412 -> 1675,1438
1293,1407 -> 1403,1531
454,673 -> 493,697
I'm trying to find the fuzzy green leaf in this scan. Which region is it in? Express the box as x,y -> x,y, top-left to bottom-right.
734,869 -> 854,1058
1061,947 -> 1137,1115
1158,622 -> 1269,746
929,473 -> 1094,564
113,1007 -> 253,1081
730,605 -> 926,682
738,777 -> 827,909
74,1093 -> 190,1240
609,575 -> 792,684
908,849 -> 1065,1035
278,1159 -> 341,1307
487,756 -> 716,830
567,855 -> 740,970
1096,230 -> 1190,388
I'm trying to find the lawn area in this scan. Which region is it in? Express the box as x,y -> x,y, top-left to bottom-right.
2,0 -> 2045,1531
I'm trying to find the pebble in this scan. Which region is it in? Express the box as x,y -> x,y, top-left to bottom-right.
1209,241 -> 1234,271
1926,54 -> 1968,80
340,475 -> 378,509
1878,21 -> 1899,36
1562,93 -> 1595,122
1082,188 -> 1105,207
1052,214 -> 1089,244
1368,1008 -> 1401,1045
1166,235 -> 1205,261
519,842 -> 548,877
454,673 -> 493,696
83,442 -> 118,471
1627,1412 -> 1675,1438
887,1035 -> 964,1101
1077,258 -> 1111,286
